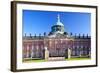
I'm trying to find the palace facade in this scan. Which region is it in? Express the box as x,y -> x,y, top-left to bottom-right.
23,15 -> 91,60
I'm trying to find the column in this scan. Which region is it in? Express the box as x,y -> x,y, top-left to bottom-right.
36,46 -> 39,58
26,45 -> 29,58
31,45 -> 34,58
44,47 -> 49,60
23,45 -> 25,58
68,48 -> 71,59
79,47 -> 82,57
65,48 -> 71,59
79,49 -> 82,57
89,48 -> 91,58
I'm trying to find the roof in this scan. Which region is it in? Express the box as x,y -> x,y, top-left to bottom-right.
55,14 -> 64,26
23,35 -> 91,40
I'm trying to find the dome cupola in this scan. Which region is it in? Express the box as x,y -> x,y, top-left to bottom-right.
50,14 -> 65,35
56,14 -> 64,26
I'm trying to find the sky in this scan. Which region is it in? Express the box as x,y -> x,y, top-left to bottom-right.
23,10 -> 91,36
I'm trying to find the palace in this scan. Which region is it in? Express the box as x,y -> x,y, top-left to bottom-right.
23,14 -> 91,60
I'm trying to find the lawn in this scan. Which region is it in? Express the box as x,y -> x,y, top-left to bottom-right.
23,57 -> 91,63
66,57 -> 91,61
23,59 -> 46,63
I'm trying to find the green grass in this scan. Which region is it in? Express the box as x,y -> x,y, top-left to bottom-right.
23,57 -> 91,63
23,59 -> 46,63
66,57 -> 91,61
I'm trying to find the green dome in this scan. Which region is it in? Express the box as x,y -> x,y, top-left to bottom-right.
50,14 -> 64,35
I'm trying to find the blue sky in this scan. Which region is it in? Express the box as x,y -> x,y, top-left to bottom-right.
23,10 -> 91,36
